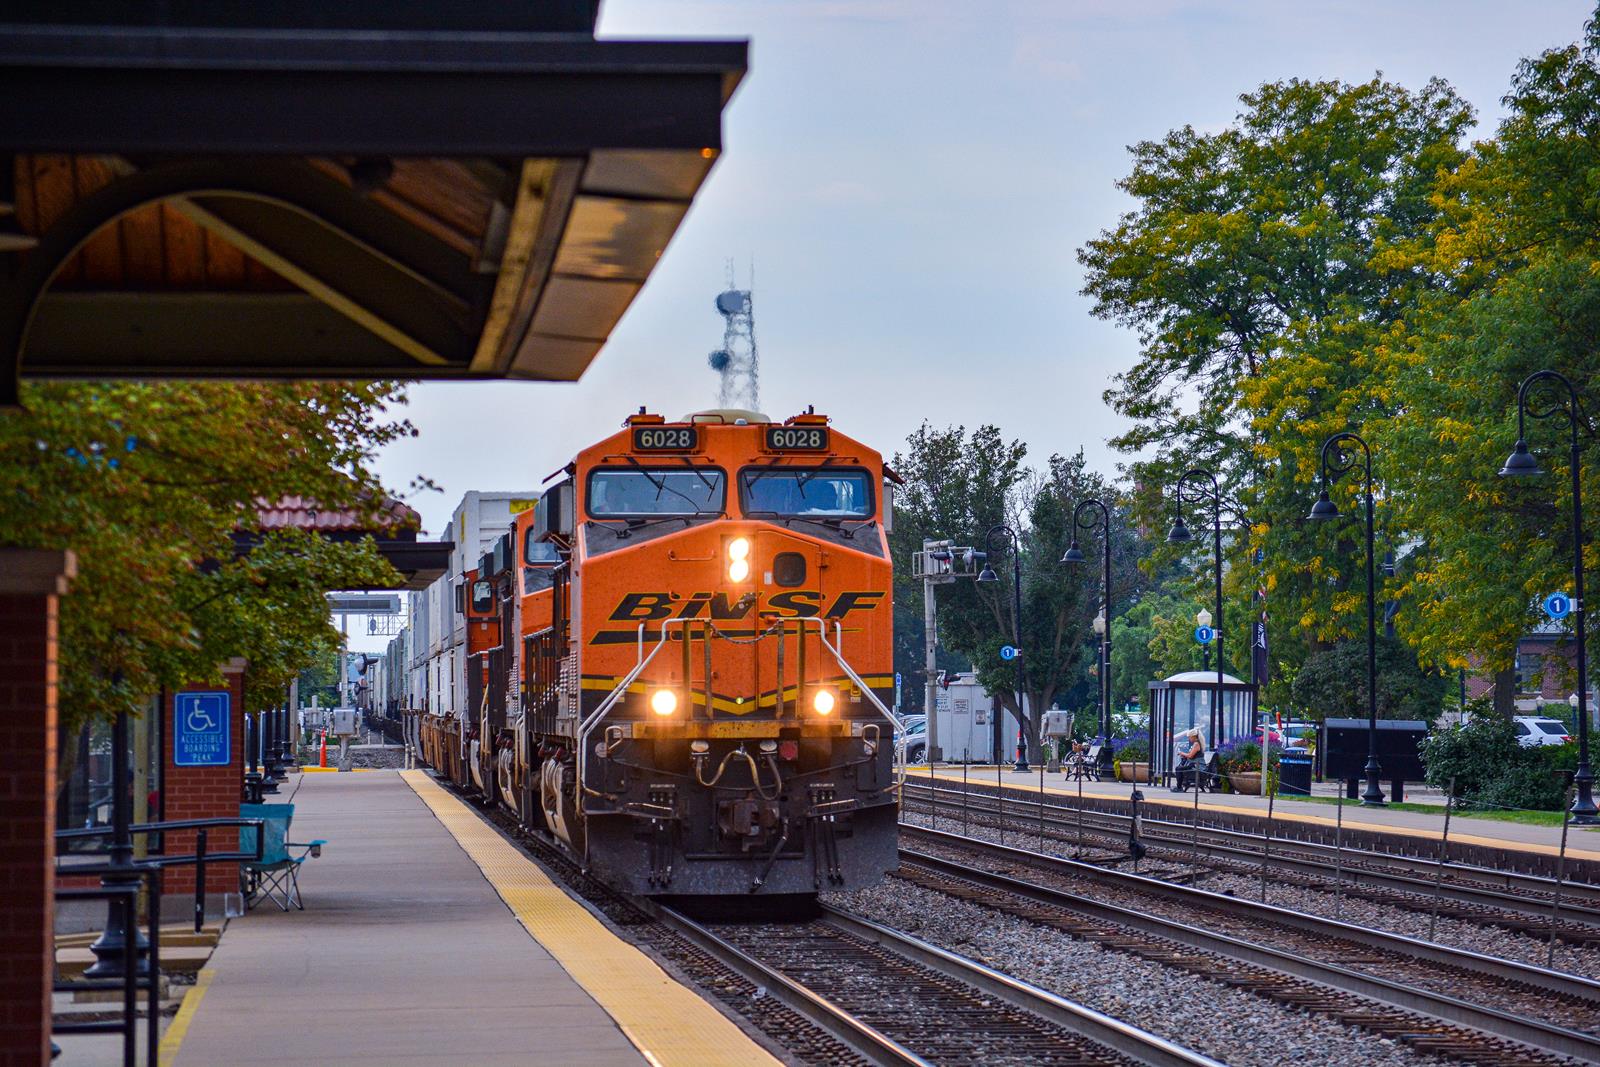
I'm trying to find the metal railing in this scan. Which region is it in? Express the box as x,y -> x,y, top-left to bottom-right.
53,817 -> 264,1066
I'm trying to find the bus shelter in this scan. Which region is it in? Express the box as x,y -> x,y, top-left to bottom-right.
1146,671 -> 1257,785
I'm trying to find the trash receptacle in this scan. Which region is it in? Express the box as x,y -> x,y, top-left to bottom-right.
1278,752 -> 1313,796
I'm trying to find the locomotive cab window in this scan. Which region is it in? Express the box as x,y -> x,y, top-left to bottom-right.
470,580 -> 493,614
586,468 -> 725,517
523,538 -> 561,594
739,467 -> 873,518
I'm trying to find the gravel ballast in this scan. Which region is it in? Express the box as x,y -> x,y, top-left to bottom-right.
830,878 -> 1457,1067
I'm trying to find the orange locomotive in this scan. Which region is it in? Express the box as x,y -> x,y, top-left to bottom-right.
429,406 -> 903,899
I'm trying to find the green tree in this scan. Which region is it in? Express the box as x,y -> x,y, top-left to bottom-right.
890,424 -> 1141,760
1288,636 -> 1449,724
0,381 -> 414,735
1110,590 -> 1205,706
1376,13 -> 1600,699
1080,74 -> 1473,685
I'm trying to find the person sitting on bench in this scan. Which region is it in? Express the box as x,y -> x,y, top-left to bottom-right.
1171,727 -> 1206,791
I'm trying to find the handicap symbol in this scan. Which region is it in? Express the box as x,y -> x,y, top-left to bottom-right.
186,704 -> 218,732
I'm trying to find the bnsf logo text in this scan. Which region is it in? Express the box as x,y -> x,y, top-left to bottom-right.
609,590 -> 885,622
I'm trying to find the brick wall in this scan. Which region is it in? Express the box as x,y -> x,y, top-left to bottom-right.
0,550 -> 74,1067
161,665 -> 247,903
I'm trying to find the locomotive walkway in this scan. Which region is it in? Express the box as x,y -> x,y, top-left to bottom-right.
162,771 -> 775,1067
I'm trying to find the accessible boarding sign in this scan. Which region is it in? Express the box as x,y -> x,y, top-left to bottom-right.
174,691 -> 231,767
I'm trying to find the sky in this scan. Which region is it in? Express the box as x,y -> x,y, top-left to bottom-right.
353,1 -> 1593,646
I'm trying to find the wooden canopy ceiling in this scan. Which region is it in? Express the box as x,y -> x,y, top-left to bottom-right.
0,3 -> 747,405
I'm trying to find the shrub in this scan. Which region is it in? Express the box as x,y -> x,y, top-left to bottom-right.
1471,764 -> 1567,813
1537,741 -> 1580,774
1214,739 -> 1281,775
1115,737 -> 1150,762
1420,716 -> 1517,799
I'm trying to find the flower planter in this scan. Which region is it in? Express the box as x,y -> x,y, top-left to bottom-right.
1117,761 -> 1149,783
1227,772 -> 1263,795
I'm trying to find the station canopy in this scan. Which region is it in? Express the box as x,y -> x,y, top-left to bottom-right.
0,2 -> 747,405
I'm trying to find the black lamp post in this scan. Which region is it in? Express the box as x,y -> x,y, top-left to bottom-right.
84,705 -> 149,981
1166,470 -> 1226,746
1306,431 -> 1385,806
1500,370 -> 1595,824
977,523 -> 1029,772
1062,499 -> 1113,757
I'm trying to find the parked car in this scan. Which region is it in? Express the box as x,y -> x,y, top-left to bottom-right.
896,715 -> 928,763
1513,715 -> 1573,748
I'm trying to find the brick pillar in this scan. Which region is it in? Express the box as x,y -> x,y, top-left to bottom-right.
0,549 -> 75,1067
161,661 -> 247,918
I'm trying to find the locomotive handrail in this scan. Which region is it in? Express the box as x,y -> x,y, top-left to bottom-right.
577,614 -> 907,795
801,616 -> 908,791
576,619 -> 683,796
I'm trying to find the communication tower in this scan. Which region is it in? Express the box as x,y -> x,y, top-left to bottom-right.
706,263 -> 758,409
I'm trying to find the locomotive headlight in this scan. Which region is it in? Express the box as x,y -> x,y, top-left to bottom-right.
727,537 -> 752,582
650,689 -> 678,716
812,689 -> 836,715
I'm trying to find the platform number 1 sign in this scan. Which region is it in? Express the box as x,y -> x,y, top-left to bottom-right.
1543,592 -> 1573,621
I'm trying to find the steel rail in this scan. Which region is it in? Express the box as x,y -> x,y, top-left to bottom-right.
906,779 -> 1600,914
649,903 -> 931,1067
819,904 -> 1225,1067
903,824 -> 1600,999
900,833 -> 1600,1064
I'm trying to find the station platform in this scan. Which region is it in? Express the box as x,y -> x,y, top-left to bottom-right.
907,765 -> 1600,863
162,770 -> 777,1067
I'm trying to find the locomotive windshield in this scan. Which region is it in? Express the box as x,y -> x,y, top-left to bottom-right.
740,468 -> 872,517
586,468 -> 725,517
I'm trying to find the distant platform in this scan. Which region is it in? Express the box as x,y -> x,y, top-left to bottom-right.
164,770 -> 777,1067
908,765 -> 1600,864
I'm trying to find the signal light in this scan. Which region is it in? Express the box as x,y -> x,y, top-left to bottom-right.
728,558 -> 750,582
650,689 -> 678,716
728,537 -> 751,561
812,689 -> 836,715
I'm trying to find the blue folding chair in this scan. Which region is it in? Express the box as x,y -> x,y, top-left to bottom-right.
238,803 -> 325,911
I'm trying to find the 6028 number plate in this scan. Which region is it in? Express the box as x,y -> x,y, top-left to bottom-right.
632,426 -> 698,451
765,426 -> 829,451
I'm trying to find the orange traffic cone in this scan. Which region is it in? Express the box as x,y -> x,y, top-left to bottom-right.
319,729 -> 327,768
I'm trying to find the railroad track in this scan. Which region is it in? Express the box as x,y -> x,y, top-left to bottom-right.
902,782 -> 1600,932
899,826 -> 1600,1065
650,901 -> 1222,1067
450,774 -> 1217,1067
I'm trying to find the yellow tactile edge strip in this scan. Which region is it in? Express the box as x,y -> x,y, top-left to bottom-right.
400,770 -> 779,1067
911,767 -> 1600,862
158,966 -> 214,1067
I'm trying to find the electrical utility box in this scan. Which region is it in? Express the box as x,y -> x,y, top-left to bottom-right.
932,672 -> 1022,763
1042,710 -> 1074,738
331,707 -> 359,737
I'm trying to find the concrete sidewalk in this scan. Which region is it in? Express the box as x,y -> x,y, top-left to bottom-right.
166,771 -> 646,1066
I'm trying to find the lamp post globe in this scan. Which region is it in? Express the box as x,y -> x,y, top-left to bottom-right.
1195,608 -> 1211,630
1498,439 -> 1544,478
1503,370 -> 1595,824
